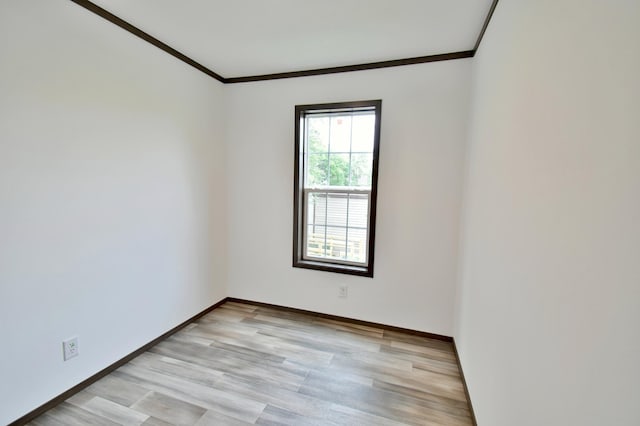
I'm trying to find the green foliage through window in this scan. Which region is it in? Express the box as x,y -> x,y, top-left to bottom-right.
306,126 -> 372,187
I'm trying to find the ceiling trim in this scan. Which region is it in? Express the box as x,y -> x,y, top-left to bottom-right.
69,0 -> 500,84
69,0 -> 226,82
474,0 -> 500,53
225,51 -> 475,84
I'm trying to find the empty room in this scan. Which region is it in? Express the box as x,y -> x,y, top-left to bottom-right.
1,1 -> 638,425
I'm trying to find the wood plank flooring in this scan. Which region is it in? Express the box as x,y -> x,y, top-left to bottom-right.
28,302 -> 473,425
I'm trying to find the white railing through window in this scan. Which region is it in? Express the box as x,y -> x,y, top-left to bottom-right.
303,188 -> 370,266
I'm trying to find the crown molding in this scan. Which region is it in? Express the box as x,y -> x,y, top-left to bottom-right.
474,0 -> 500,53
69,0 -> 499,83
69,0 -> 226,82
226,51 -> 475,83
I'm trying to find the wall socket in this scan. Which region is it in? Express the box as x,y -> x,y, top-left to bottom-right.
339,285 -> 348,298
62,336 -> 79,361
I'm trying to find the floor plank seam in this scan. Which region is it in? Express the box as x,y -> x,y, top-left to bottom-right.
23,301 -> 474,426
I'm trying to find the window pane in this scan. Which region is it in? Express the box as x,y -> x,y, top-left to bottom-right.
325,226 -> 347,260
326,193 -> 347,227
349,153 -> 373,187
306,224 -> 326,258
328,153 -> 350,186
329,115 -> 352,153
307,116 -> 329,153
347,193 -> 369,228
307,192 -> 326,226
351,114 -> 375,153
307,154 -> 329,186
347,228 -> 367,263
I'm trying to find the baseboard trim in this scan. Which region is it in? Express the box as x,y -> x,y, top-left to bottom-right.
12,297 -> 475,424
226,297 -> 453,342
8,298 -> 228,426
452,338 -> 478,426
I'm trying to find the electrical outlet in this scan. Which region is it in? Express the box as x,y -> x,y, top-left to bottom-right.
339,285 -> 348,298
63,337 -> 79,361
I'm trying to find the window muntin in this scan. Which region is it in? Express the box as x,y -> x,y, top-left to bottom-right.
293,100 -> 381,277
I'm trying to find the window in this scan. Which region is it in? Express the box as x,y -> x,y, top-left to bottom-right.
293,100 -> 381,277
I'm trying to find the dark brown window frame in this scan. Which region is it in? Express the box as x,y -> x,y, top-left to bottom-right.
293,100 -> 382,277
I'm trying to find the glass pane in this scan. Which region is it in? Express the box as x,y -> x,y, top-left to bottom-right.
306,154 -> 329,186
349,153 -> 373,187
326,193 -> 348,227
346,228 -> 367,263
306,224 -> 326,258
328,153 -> 350,186
325,226 -> 347,260
329,115 -> 352,153
307,192 -> 327,226
351,113 -> 375,153
307,116 -> 329,153
347,193 -> 369,228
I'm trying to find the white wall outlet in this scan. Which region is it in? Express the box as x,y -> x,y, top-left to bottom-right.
339,285 -> 348,298
62,336 -> 79,361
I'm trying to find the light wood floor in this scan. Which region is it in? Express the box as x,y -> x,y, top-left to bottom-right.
29,302 -> 473,425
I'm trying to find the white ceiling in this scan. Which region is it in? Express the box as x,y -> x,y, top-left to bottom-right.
88,0 -> 494,78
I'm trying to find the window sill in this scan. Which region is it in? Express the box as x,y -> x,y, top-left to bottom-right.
293,259 -> 373,278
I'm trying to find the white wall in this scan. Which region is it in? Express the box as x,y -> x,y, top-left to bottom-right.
0,1 -> 227,423
455,1 -> 640,425
10,1 -> 637,423
225,61 -> 471,335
